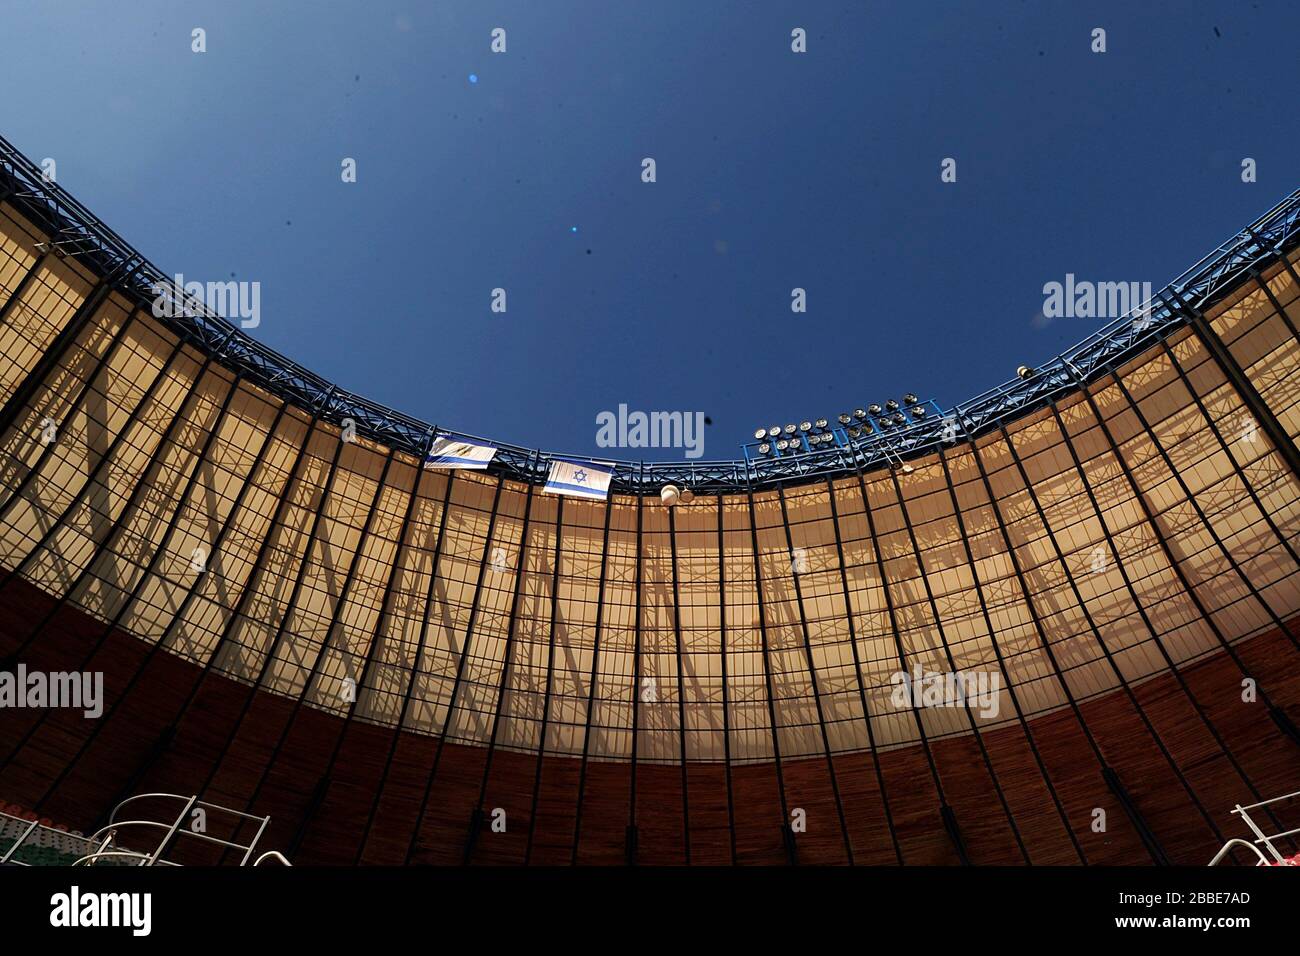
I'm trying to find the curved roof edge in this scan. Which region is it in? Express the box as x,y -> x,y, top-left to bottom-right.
2,134 -> 1298,494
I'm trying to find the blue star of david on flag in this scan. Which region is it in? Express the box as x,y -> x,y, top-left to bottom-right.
544,459 -> 612,500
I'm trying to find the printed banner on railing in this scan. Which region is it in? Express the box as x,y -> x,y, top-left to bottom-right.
423,437 -> 497,470
543,459 -> 613,500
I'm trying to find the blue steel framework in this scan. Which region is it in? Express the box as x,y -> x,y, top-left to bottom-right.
2,133 -> 1298,494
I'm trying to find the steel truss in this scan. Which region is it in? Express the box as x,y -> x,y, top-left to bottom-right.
2,133 -> 1298,493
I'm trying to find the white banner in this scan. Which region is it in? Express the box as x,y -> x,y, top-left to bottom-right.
423,437 -> 497,470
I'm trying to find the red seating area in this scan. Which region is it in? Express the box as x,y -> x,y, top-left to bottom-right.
0,799 -> 80,837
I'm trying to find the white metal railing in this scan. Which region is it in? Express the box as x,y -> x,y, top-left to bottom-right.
1,794 -> 290,867
1209,789 -> 1300,866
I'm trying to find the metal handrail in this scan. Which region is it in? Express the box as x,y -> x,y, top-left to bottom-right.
1233,788 -> 1300,813
96,792 -> 280,867
71,850 -> 180,867
109,792 -> 271,825
84,818 -> 259,853
1209,839 -> 1271,867
2,132 -> 1299,492
0,817 -> 39,864
0,796 -> 287,867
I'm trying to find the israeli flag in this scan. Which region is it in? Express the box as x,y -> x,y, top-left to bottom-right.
544,459 -> 614,500
424,437 -> 497,470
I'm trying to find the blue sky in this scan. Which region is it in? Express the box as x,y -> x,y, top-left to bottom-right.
4,1 -> 1297,460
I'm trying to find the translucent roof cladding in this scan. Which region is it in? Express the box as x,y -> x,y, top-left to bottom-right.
0,197 -> 1297,762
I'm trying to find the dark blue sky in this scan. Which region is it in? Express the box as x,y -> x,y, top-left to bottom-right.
5,1 -> 1297,461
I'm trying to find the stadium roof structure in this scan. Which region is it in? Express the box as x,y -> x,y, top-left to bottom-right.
0,135 -> 1297,865
2,133 -> 1299,492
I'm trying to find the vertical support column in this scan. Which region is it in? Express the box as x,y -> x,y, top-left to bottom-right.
626,479 -> 644,865
851,461 -> 968,864
32,368 -> 245,809
356,467 -> 457,862
570,496 -> 615,864
291,436 -> 435,853
665,505 -> 691,864
1165,291 -> 1300,481
883,465 -> 1028,862
464,458 -> 538,864
773,483 -> 854,863
933,447 -> 1085,863
404,475 -> 507,864
741,477 -> 794,863
715,493 -> 738,865
961,420 -> 1167,864
993,420 -> 1227,852
523,495 -> 564,864
822,475 -> 904,865
0,280 -> 110,439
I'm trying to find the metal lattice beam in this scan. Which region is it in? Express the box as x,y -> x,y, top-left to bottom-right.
3,133 -> 1297,493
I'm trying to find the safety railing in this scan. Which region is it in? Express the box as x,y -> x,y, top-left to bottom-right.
2,795 -> 289,867
75,793 -> 288,867
1209,790 -> 1300,865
